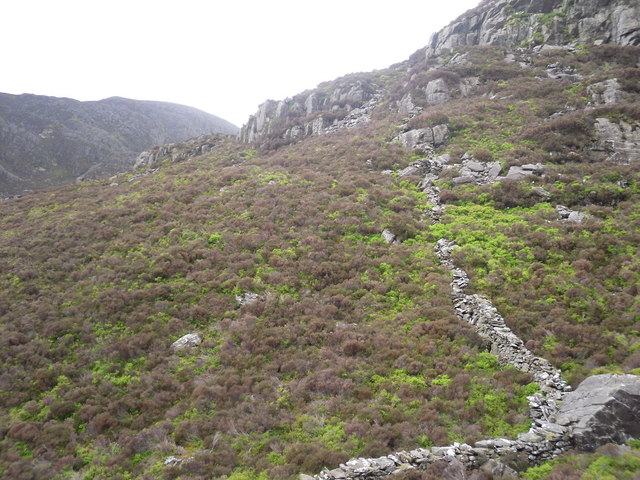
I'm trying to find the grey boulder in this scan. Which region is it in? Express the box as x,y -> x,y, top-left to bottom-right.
556,374 -> 640,451
171,333 -> 202,350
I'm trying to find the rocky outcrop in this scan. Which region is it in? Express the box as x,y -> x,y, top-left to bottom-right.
556,374 -> 640,451
394,125 -> 450,153
556,205 -> 592,223
592,117 -> 640,163
502,163 -> 544,181
545,62 -> 582,81
323,94 -> 383,135
0,93 -> 237,196
425,0 -> 640,59
397,93 -> 420,117
171,333 -> 201,351
450,156 -> 502,185
394,148 -> 545,190
133,134 -> 226,170
424,78 -> 452,105
235,292 -> 262,306
239,80 -> 380,145
396,75 -> 480,120
398,155 -> 450,181
420,152 -> 542,187
381,229 -> 398,244
588,78 -> 624,105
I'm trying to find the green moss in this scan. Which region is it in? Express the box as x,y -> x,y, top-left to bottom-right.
464,352 -> 500,371
431,374 -> 453,386
371,369 -> 428,389
228,469 -> 269,480
522,462 -> 556,480
539,11 -> 566,25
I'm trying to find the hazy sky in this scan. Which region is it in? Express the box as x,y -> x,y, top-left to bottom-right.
2,1 -> 480,127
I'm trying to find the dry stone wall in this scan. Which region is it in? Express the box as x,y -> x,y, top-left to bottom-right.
306,144 -> 640,478
435,239 -> 571,419
305,150 -> 640,478
305,164 -> 574,480
305,374 -> 640,479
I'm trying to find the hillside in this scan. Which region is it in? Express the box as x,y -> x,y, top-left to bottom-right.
0,94 -> 238,196
1,0 -> 640,479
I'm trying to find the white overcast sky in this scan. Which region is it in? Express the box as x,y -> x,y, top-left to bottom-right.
2,1 -> 480,127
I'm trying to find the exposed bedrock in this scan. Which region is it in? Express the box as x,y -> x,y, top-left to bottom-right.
556,374 -> 640,452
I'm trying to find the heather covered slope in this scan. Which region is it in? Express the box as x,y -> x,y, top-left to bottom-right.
0,134 -> 539,479
1,1 -> 640,479
0,93 -> 238,196
238,37 -> 640,385
398,43 -> 640,386
1,71 -> 639,478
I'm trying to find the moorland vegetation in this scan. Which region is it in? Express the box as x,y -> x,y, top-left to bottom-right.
1,21 -> 639,480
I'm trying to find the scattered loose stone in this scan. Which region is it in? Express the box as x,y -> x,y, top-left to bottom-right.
502,163 -> 544,181
381,229 -> 397,244
235,292 -> 261,306
170,333 -> 201,351
588,78 -> 623,105
394,124 -> 450,153
556,205 -> 591,223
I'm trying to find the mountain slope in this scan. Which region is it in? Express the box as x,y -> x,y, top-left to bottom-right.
240,0 -> 640,151
0,93 -> 238,195
1,1 -> 640,479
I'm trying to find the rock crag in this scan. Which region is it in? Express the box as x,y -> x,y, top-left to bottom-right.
133,134 -> 228,170
426,0 -> 640,59
239,80 -> 380,146
592,117 -> 640,164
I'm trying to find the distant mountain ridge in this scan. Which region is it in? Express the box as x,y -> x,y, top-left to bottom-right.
0,93 -> 238,195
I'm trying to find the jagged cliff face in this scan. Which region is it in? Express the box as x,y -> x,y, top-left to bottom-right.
240,0 -> 640,151
239,77 -> 382,146
426,0 -> 640,58
0,94 -> 238,195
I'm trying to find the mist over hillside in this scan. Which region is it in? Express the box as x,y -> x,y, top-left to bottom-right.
1,0 -> 639,479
